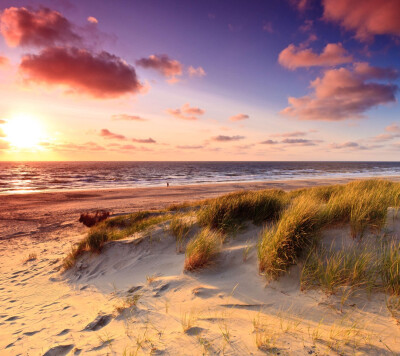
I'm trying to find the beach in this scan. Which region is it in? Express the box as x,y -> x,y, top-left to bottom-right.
1,177 -> 400,355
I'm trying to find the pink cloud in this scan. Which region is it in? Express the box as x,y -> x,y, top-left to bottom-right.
281,138 -> 318,146
290,0 -> 310,12
87,16 -> 98,24
260,139 -> 278,145
278,43 -> 353,70
136,54 -> 182,81
329,141 -> 382,150
323,0 -> 400,41
281,63 -> 398,121
211,135 -> 245,142
177,145 -> 204,149
166,103 -> 205,121
111,114 -> 147,121
229,113 -> 249,122
385,123 -> 400,133
271,131 -> 307,137
20,47 -> 143,98
371,123 -> 400,141
131,138 -> 156,144
100,129 -> 126,140
42,141 -> 106,152
0,7 -> 81,47
188,66 -> 206,77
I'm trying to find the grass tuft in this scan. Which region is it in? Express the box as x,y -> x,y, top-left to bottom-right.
169,214 -> 193,253
63,211 -> 171,269
301,244 -> 378,293
380,240 -> 400,295
197,189 -> 287,232
258,195 -> 322,278
184,228 -> 223,271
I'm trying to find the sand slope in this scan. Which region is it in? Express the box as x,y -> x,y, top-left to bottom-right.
2,180 -> 400,355
2,216 -> 400,355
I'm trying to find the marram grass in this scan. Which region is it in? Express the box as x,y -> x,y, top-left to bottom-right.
64,178 -> 400,291
184,228 -> 223,271
258,179 -> 400,279
197,189 -> 287,232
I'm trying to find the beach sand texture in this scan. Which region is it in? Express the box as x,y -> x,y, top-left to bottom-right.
1,177 -> 400,355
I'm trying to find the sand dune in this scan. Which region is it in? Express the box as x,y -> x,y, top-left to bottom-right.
1,178 -> 400,355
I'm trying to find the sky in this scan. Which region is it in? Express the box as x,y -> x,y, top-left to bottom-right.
0,0 -> 399,161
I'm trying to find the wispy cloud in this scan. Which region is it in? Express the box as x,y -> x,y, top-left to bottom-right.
176,145 -> 204,149
271,131 -> 307,137
211,135 -> 245,142
132,138 -> 156,144
136,54 -> 182,83
329,141 -> 382,151
229,113 -> 249,122
111,114 -> 147,121
100,129 -> 126,140
188,66 -> 206,77
166,103 -> 205,121
260,139 -> 278,145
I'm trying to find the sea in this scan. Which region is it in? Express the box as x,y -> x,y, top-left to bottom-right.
1,161 -> 400,194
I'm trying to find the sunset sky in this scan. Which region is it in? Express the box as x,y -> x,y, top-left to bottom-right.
0,0 -> 400,161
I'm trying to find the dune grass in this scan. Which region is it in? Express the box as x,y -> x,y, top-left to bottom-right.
258,195 -> 323,278
197,189 -> 287,232
322,180 -> 400,238
380,241 -> 400,295
301,239 -> 400,296
184,228 -> 223,271
64,179 -> 400,286
258,179 -> 400,279
301,244 -> 378,293
169,214 -> 194,253
63,211 -> 171,269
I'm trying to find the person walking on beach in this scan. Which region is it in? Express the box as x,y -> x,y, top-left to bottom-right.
167,181 -> 169,187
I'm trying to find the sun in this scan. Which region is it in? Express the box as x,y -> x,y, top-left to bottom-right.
3,114 -> 45,149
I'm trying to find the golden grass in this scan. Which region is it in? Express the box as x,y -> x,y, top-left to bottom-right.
197,189 -> 287,232
64,179 -> 400,294
184,228 -> 223,271
301,239 -> 400,296
301,244 -> 378,293
258,194 -> 322,278
258,179 -> 400,280
169,214 -> 193,253
63,211 -> 171,269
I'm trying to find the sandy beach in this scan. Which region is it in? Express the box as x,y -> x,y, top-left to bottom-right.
1,177 -> 400,355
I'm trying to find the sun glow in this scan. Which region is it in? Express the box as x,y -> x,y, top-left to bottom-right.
3,114 -> 46,149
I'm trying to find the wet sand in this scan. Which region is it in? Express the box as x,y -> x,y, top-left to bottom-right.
2,175 -> 400,241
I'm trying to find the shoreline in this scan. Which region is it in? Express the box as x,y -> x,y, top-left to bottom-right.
2,174 -> 400,197
2,175 -> 400,241
2,173 -> 400,197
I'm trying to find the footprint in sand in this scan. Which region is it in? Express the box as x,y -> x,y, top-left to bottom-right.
83,314 -> 112,331
56,329 -> 70,336
5,316 -> 21,321
43,344 -> 74,356
191,286 -> 219,298
23,329 -> 42,336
